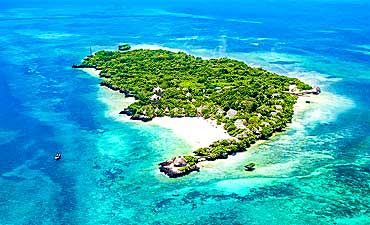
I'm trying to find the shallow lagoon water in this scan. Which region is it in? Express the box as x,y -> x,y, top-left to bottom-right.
0,1 -> 370,224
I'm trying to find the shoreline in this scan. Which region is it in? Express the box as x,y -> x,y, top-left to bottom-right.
79,67 -> 232,150
76,51 -> 334,178
196,92 -> 330,172
79,68 -> 101,77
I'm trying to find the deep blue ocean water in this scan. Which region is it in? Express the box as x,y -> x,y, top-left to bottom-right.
0,0 -> 369,224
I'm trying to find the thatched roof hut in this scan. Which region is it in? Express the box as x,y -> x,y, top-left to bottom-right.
173,156 -> 187,167
150,94 -> 161,102
153,86 -> 163,94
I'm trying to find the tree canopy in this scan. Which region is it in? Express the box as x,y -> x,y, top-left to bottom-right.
80,48 -> 311,160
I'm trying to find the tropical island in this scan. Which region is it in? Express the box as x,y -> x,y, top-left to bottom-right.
74,44 -> 321,178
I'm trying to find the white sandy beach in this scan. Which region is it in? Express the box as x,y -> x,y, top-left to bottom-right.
149,117 -> 231,149
79,68 -> 101,77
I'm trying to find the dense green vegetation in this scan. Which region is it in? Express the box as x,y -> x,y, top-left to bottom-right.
178,155 -> 198,173
80,48 -> 311,160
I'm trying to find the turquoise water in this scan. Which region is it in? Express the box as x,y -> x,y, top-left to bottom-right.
0,1 -> 370,224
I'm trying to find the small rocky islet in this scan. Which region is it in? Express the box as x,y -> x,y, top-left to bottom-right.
74,44 -> 320,178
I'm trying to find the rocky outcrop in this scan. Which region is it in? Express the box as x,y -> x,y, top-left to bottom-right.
307,86 -> 321,95
131,115 -> 152,122
119,108 -> 134,116
159,156 -> 200,178
119,90 -> 135,97
289,85 -> 322,96
173,157 -> 187,167
99,82 -> 120,91
72,64 -> 96,69
119,109 -> 152,122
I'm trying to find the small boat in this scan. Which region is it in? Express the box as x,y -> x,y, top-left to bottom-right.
54,152 -> 62,161
244,163 -> 255,171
